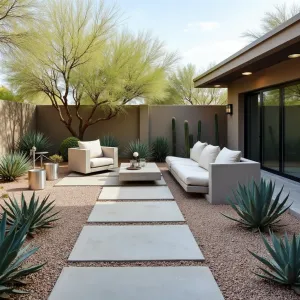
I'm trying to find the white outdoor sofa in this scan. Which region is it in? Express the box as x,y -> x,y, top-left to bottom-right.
68,139 -> 118,174
166,142 -> 260,204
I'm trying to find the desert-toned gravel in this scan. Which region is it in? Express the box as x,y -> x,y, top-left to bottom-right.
0,163 -> 299,299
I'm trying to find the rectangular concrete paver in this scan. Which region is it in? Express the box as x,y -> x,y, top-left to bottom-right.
68,225 -> 204,261
98,186 -> 174,200
56,176 -> 166,186
49,267 -> 224,300
88,201 -> 185,222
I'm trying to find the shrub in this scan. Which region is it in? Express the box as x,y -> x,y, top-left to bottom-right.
0,212 -> 45,298
222,179 -> 291,231
249,231 -> 300,294
0,152 -> 31,182
152,137 -> 169,162
59,137 -> 79,161
125,140 -> 152,160
19,131 -> 51,154
101,135 -> 119,147
49,154 -> 63,163
1,192 -> 60,237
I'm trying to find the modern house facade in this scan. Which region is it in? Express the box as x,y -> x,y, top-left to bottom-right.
194,13 -> 300,181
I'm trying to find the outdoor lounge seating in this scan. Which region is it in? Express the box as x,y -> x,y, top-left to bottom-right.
166,142 -> 261,204
68,139 -> 118,174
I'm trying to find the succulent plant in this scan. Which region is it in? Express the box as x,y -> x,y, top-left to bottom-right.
100,135 -> 119,147
172,117 -> 176,156
184,120 -> 189,158
125,140 -> 152,160
152,137 -> 170,162
49,154 -> 63,163
59,137 -> 79,161
1,192 -> 60,237
214,113 -> 219,146
222,179 -> 291,231
197,120 -> 202,141
0,152 -> 31,182
18,131 -> 51,154
249,231 -> 300,294
0,212 -> 45,298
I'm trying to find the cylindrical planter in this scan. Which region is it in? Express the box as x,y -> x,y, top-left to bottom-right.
28,169 -> 46,190
44,163 -> 59,181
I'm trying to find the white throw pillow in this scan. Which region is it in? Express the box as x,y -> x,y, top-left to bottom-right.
198,145 -> 220,170
215,147 -> 242,164
78,139 -> 103,158
190,141 -> 207,163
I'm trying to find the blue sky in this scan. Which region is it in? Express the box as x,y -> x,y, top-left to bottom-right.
116,0 -> 297,72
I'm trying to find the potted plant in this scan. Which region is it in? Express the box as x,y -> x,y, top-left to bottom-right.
44,154 -> 63,181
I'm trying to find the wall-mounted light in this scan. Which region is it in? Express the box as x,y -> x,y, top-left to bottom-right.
214,84 -> 221,88
226,104 -> 233,115
288,54 -> 300,59
242,72 -> 252,76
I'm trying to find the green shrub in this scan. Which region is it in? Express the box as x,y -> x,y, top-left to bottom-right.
1,192 -> 59,237
59,137 -> 79,161
152,137 -> 169,162
0,152 -> 31,182
19,131 -> 51,154
222,179 -> 291,231
0,212 -> 45,298
125,140 -> 152,160
101,135 -> 119,147
249,231 -> 300,294
49,154 -> 63,163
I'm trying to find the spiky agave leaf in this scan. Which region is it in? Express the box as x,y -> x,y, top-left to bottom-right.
249,231 -> 300,294
18,131 -> 51,155
125,140 -> 152,160
100,135 -> 119,147
1,192 -> 60,237
0,213 -> 45,298
222,179 -> 291,231
151,137 -> 169,162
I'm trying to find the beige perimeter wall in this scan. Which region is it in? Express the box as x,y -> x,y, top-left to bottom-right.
36,105 -> 227,157
0,100 -> 36,155
227,58 -> 300,154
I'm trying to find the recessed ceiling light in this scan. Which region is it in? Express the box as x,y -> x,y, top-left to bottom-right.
214,85 -> 221,87
242,72 -> 252,76
288,54 -> 300,59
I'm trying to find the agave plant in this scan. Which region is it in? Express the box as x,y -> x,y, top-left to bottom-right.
152,137 -> 169,162
125,140 -> 152,160
1,192 -> 60,236
101,135 -> 119,147
249,231 -> 300,294
222,179 -> 291,231
0,212 -> 45,298
19,131 -> 51,154
0,152 -> 31,182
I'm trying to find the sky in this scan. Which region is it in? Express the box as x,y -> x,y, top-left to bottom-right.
115,0 -> 297,73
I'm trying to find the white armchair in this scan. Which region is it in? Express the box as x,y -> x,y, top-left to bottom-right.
68,142 -> 118,174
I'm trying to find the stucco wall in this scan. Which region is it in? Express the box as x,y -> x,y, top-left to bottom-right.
227,58 -> 300,153
0,100 -> 36,155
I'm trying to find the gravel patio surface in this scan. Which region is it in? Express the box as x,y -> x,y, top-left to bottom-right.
0,163 -> 299,299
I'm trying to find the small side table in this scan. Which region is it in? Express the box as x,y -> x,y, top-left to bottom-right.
44,163 -> 58,181
28,169 -> 46,190
35,151 -> 49,168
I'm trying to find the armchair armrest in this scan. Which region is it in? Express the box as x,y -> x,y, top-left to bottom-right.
102,147 -> 118,168
68,148 -> 91,174
207,158 -> 260,204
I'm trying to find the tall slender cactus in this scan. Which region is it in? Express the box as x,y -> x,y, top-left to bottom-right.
197,120 -> 202,141
172,117 -> 176,156
189,134 -> 194,149
184,120 -> 190,157
214,113 -> 219,146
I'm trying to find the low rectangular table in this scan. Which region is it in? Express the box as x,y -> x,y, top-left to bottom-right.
119,163 -> 161,181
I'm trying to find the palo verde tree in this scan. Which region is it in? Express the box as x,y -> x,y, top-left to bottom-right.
5,0 -> 177,139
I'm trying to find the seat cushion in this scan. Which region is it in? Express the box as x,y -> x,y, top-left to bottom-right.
198,145 -> 220,170
165,156 -> 198,168
90,157 -> 113,168
78,139 -> 103,158
190,141 -> 207,163
215,147 -> 242,163
172,164 -> 209,186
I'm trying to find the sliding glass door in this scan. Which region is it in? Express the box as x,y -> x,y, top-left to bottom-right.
245,81 -> 300,181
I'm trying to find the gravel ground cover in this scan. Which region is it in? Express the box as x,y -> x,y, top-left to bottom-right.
0,163 -> 299,299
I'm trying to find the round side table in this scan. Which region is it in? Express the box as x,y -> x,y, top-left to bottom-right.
35,151 -> 49,168
28,169 -> 46,190
44,163 -> 59,181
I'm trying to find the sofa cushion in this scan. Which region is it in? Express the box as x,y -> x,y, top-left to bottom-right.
215,147 -> 242,164
166,156 -> 198,168
90,157 -> 113,168
190,141 -> 207,163
198,145 -> 220,170
78,139 -> 103,158
172,164 -> 209,186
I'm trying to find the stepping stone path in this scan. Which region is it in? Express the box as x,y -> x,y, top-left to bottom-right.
50,165 -> 224,299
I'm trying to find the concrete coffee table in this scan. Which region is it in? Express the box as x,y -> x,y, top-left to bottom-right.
119,163 -> 161,181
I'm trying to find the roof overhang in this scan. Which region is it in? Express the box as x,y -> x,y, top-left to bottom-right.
193,13 -> 300,88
